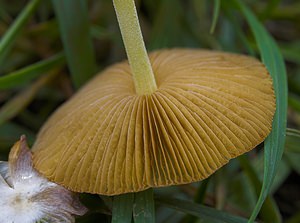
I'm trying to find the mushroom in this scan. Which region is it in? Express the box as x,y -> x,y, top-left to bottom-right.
32,0 -> 275,196
32,49 -> 275,195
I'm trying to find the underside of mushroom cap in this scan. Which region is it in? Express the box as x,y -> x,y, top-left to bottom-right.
32,49 -> 275,195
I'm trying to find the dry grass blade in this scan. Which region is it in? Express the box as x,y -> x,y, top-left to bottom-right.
0,71 -> 58,126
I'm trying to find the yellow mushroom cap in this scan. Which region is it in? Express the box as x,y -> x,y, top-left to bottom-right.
32,49 -> 275,195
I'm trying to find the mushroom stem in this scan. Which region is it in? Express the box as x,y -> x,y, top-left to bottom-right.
113,0 -> 157,95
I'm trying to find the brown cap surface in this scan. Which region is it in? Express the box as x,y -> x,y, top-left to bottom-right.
32,49 -> 275,195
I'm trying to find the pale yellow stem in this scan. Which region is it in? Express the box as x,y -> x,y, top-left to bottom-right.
113,0 -> 157,95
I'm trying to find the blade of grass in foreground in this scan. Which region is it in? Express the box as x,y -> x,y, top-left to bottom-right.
233,0 -> 288,222
238,156 -> 281,223
0,53 -> 64,90
112,193 -> 134,223
52,0 -> 97,88
133,189 -> 155,223
0,0 -> 41,66
157,197 -> 249,223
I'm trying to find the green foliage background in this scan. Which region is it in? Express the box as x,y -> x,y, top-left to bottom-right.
0,0 -> 299,222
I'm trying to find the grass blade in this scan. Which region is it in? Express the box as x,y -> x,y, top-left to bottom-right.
112,193 -> 134,223
0,71 -> 58,126
0,53 -> 64,90
210,0 -> 221,34
194,178 -> 210,204
52,0 -> 97,88
133,189 -> 155,223
183,179 -> 210,223
157,197 -> 249,223
0,0 -> 41,66
285,128 -> 300,153
233,1 -> 288,222
238,156 -> 281,223
221,4 -> 255,56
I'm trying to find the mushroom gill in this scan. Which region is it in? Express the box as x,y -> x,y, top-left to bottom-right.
32,49 -> 275,195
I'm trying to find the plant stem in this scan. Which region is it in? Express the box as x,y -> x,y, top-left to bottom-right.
113,0 -> 157,95
112,193 -> 134,223
133,189 -> 155,223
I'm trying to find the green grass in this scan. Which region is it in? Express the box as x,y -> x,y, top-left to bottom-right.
232,1 -> 288,222
51,0 -> 97,88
